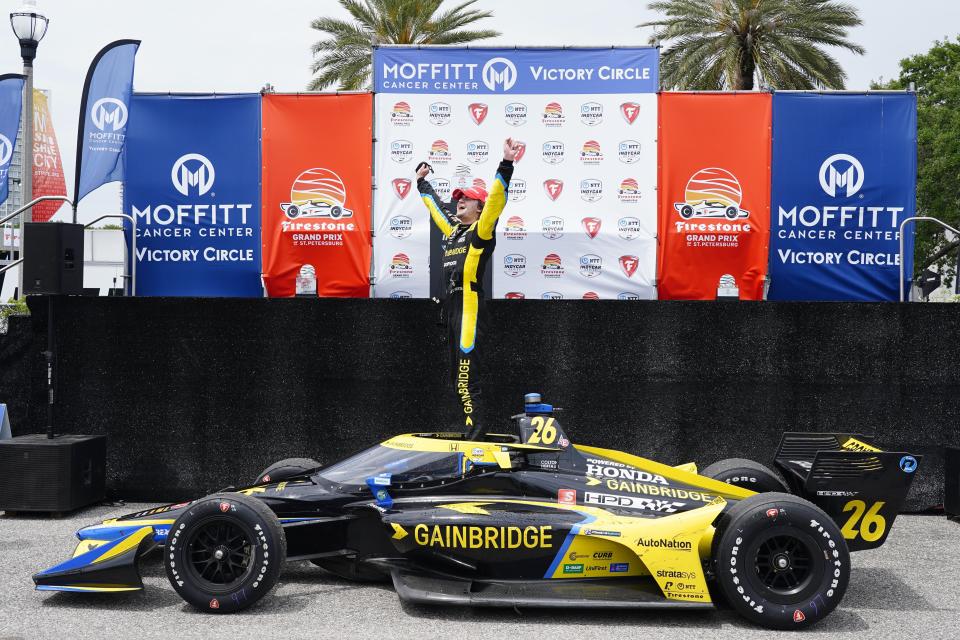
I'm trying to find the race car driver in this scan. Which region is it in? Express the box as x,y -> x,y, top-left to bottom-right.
416,138 -> 522,440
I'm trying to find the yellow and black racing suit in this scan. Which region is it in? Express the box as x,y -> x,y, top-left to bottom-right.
417,160 -> 514,440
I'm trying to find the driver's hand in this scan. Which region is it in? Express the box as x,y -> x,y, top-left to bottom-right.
416,162 -> 431,179
503,138 -> 522,161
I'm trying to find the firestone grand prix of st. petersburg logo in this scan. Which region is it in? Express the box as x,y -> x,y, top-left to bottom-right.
674,168 -> 749,220
171,153 -> 215,196
279,168 -> 354,220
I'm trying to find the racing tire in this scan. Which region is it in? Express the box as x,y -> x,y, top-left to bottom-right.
254,457 -> 321,485
712,492 -> 850,630
700,458 -> 789,494
285,205 -> 300,219
680,205 -> 694,219
165,492 -> 287,614
310,556 -> 389,583
725,206 -> 739,219
329,206 -> 343,219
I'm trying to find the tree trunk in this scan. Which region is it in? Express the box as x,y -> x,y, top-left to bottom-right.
735,38 -> 755,90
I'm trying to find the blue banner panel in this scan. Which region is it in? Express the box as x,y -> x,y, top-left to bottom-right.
124,94 -> 261,296
769,93 -> 917,301
0,74 -> 24,205
373,47 -> 658,94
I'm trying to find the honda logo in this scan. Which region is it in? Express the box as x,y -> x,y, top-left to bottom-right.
171,153 -> 215,196
0,134 -> 11,166
91,97 -> 128,132
482,57 -> 517,92
819,153 -> 864,198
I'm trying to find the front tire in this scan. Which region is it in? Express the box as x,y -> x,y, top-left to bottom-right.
680,205 -> 694,219
725,206 -> 739,219
700,458 -> 789,494
713,492 -> 850,629
166,492 -> 286,613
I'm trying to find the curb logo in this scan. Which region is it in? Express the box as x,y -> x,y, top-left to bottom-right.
620,102 -> 640,124
171,153 -> 215,196
392,178 -> 412,200
91,97 -> 128,131
482,57 -> 517,92
819,153 -> 864,198
468,103 -> 488,125
674,168 -> 749,220
544,179 -> 563,201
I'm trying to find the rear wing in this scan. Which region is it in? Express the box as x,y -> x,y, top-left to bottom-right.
774,432 -> 921,551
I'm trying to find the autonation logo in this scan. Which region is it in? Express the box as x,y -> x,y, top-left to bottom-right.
172,153 -> 215,196
91,97 -> 128,131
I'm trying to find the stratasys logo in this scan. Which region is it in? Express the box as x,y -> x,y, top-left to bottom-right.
503,215 -> 527,240
637,538 -> 692,550
279,168 -> 354,221
171,153 -> 215,196
91,97 -> 128,131
503,253 -> 527,277
674,168 -> 749,220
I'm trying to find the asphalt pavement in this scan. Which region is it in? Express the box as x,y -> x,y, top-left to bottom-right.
0,503 -> 957,640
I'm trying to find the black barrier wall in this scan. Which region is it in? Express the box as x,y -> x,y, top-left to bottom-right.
1,296 -> 957,510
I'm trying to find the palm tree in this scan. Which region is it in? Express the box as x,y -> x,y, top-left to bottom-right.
639,0 -> 865,90
309,0 -> 500,91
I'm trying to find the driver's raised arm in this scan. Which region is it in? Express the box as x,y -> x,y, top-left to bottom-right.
416,161 -> 456,238
475,138 -> 520,241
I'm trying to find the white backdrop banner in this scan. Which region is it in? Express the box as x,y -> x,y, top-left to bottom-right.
372,47 -> 659,299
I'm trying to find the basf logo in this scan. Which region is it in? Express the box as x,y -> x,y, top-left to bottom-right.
171,153 -> 215,196
580,102 -> 603,125
509,178 -> 527,202
505,102 -> 528,126
579,254 -> 602,277
0,134 -> 12,166
391,139 -> 413,163
503,253 -> 527,277
542,141 -> 565,164
91,97 -> 128,131
482,57 -> 518,92
389,214 -> 412,238
428,102 -> 452,125
819,153 -> 864,198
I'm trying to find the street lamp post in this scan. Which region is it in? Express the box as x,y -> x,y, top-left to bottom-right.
10,0 -> 48,298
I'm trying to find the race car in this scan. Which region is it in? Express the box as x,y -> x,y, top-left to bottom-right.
280,200 -> 353,220
33,394 -> 920,630
675,200 -> 749,220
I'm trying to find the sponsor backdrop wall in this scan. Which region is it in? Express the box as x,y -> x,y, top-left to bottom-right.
658,93 -> 772,300
124,94 -> 262,296
768,93 -> 917,301
372,46 -> 659,300
261,93 -> 372,297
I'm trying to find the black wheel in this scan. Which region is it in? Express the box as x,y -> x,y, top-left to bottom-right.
310,556 -> 389,583
254,458 -> 320,485
285,204 -> 300,219
329,205 -> 343,218
680,205 -> 694,219
713,492 -> 850,630
725,206 -> 739,219
700,458 -> 789,494
165,492 -> 286,613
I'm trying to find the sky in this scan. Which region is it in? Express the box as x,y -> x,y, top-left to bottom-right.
0,0 -> 956,224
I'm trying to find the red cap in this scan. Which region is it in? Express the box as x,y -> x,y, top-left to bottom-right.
452,186 -> 488,203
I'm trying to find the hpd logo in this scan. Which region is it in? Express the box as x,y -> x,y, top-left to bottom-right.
819,153 -> 864,198
91,97 -> 128,131
171,153 -> 215,196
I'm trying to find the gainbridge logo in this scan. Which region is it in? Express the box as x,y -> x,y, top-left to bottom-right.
542,102 -> 565,127
390,101 -> 412,126
279,168 -> 354,221
674,168 -> 749,221
428,139 -> 450,165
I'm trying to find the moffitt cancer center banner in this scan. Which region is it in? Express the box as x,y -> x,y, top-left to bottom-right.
768,93 -> 917,301
372,46 -> 659,300
124,94 -> 262,296
658,93 -> 772,300
261,93 -> 372,297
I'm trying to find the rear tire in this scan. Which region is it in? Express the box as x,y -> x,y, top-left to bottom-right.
254,457 -> 321,485
166,492 -> 287,613
700,458 -> 789,494
712,492 -> 850,629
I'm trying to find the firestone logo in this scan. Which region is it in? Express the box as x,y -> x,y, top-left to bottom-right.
819,153 -> 864,198
171,153 -> 215,196
544,179 -> 564,201
390,101 -> 413,126
392,178 -> 412,200
618,178 -> 641,203
428,139 -> 450,165
91,97 -> 128,131
468,102 -> 488,125
620,255 -> 639,277
542,102 -> 565,126
582,217 -> 601,239
389,253 -> 413,278
620,102 -> 640,124
482,57 -> 517,92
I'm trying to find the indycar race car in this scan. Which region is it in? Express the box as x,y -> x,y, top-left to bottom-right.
33,394 -> 920,630
280,200 -> 353,220
675,200 -> 749,220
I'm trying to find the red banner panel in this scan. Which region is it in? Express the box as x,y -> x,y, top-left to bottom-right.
657,93 -> 771,300
32,89 -> 67,222
261,94 -> 372,297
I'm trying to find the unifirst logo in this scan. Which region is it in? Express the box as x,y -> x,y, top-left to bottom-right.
91,97 -> 128,131
171,153 -> 215,196
819,153 -> 864,198
482,57 -> 517,92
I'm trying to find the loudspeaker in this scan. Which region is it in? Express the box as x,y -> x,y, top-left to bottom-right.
0,434 -> 106,512
947,446 -> 960,516
23,222 -> 84,295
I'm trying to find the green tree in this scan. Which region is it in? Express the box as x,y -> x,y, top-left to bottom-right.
309,0 -> 500,91
875,38 -> 960,284
640,0 -> 864,90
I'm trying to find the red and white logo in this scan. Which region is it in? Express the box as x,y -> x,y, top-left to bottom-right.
514,141 -> 526,163
558,489 -> 577,505
262,475 -> 271,483
544,179 -> 564,201
468,102 -> 488,125
619,255 -> 639,278
392,178 -> 412,200
505,292 -> 525,299
621,102 -> 640,124
793,610 -> 806,623
766,508 -> 779,518
209,598 -> 220,609
582,292 -> 599,300
582,217 -> 601,239
219,502 -> 231,513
